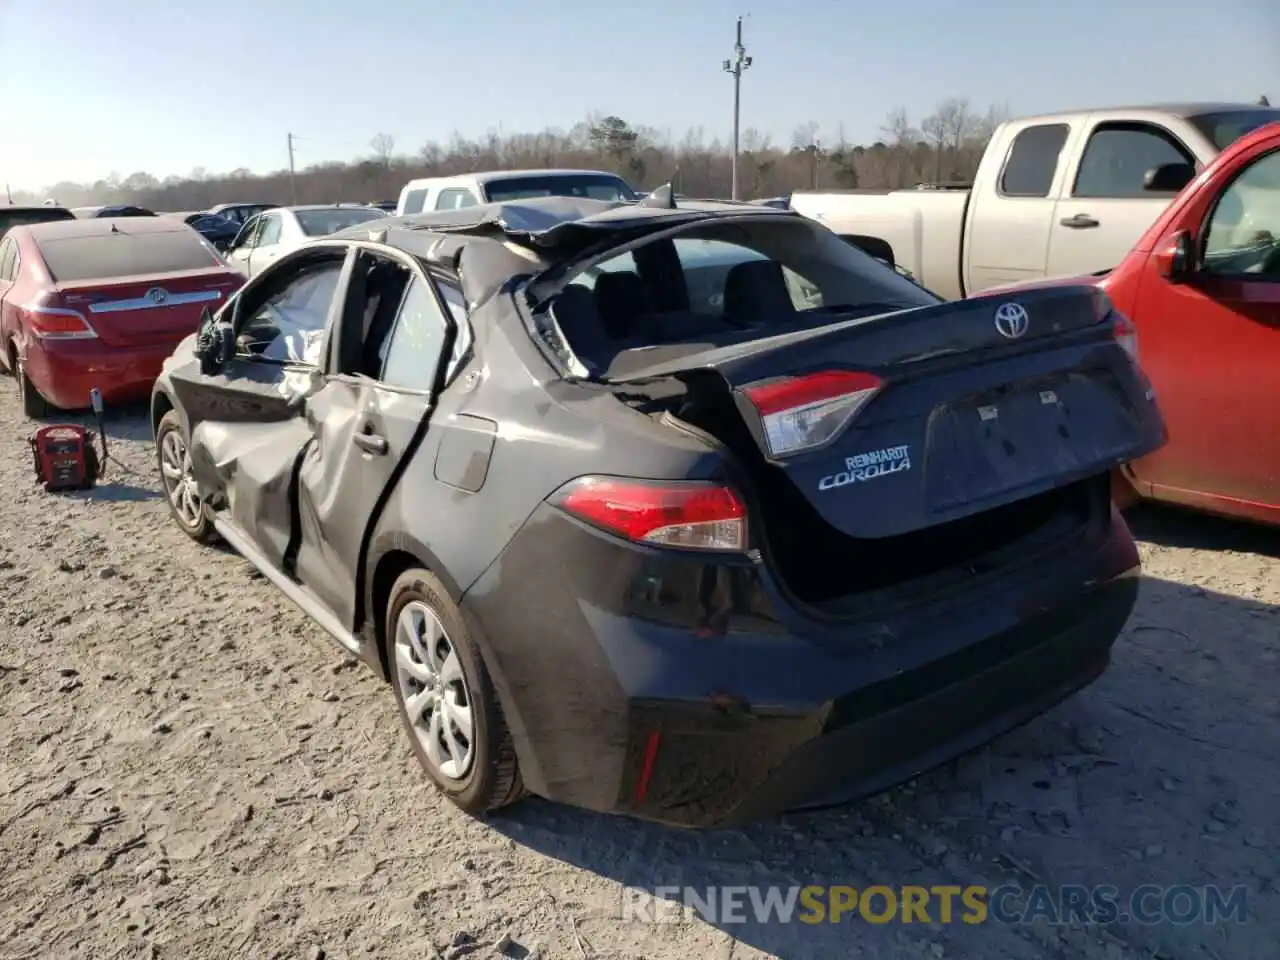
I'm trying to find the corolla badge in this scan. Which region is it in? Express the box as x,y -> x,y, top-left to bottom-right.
993,302 -> 1029,339
819,445 -> 911,492
147,287 -> 169,305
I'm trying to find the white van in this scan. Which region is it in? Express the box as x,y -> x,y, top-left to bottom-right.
395,169 -> 638,216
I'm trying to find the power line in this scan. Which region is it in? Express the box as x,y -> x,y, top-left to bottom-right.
722,15 -> 753,201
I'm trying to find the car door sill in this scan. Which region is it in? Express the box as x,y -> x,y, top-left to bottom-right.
212,516 -> 361,656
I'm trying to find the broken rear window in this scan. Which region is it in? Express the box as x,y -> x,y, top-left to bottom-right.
553,217 -> 938,374
36,229 -> 223,283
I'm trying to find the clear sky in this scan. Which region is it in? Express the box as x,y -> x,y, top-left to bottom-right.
0,0 -> 1275,191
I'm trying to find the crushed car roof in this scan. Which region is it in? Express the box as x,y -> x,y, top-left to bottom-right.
334,196 -> 799,254
326,195 -> 807,311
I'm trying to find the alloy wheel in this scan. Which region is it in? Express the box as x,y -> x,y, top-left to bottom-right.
394,600 -> 475,781
159,428 -> 202,527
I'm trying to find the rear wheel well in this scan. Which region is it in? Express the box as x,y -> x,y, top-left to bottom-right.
369,549 -> 428,681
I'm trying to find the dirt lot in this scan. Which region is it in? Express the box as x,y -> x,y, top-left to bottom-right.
0,390 -> 1276,960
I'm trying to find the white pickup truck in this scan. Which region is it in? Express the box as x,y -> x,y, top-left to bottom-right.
396,169 -> 639,216
791,102 -> 1280,300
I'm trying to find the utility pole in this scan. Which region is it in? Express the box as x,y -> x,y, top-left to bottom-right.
4,183 -> 11,205
287,132 -> 298,205
722,16 -> 753,201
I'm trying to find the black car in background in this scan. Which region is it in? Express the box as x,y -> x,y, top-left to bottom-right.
92,204 -> 156,217
184,212 -> 240,251
0,204 -> 75,239
149,194 -> 1165,828
207,202 -> 278,227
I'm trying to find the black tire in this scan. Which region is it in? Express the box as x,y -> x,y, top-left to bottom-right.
1,340 -> 14,377
384,568 -> 524,815
155,409 -> 216,544
17,360 -> 52,418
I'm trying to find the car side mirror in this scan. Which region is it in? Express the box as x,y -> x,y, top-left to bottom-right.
1154,230 -> 1196,282
1143,162 -> 1196,194
194,308 -> 237,375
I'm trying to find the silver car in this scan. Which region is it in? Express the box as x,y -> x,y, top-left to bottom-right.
224,204 -> 389,278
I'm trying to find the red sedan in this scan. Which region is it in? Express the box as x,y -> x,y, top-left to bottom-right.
0,217 -> 244,416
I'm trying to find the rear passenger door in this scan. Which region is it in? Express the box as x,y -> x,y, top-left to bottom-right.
247,213 -> 285,277
1048,120 -> 1197,278
965,121 -> 1079,295
292,253 -> 456,632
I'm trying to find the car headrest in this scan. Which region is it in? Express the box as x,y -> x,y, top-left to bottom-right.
723,259 -> 795,324
592,271 -> 652,340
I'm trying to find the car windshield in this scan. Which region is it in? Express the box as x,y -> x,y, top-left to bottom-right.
0,208 -> 74,239
295,207 -> 388,237
1188,109 -> 1280,152
485,174 -> 637,203
554,216 -> 938,377
36,228 -> 222,282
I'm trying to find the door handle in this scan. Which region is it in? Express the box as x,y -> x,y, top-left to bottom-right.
352,429 -> 388,455
1059,214 -> 1100,229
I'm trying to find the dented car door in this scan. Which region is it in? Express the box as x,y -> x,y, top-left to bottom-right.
292,264 -> 456,630
169,250 -> 352,570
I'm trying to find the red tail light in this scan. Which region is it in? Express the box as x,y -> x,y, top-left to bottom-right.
743,370 -> 883,458
553,477 -> 747,551
23,305 -> 97,341
1112,314 -> 1138,362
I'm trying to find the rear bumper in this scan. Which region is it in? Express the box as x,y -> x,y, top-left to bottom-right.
23,337 -> 177,409
461,495 -> 1141,828
637,589 -> 1125,826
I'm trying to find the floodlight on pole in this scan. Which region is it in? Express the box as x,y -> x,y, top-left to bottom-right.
723,16 -> 753,201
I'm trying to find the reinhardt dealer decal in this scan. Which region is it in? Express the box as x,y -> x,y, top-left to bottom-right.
819,445 -> 911,491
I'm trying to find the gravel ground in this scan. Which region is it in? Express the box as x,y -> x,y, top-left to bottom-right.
0,389 -> 1276,960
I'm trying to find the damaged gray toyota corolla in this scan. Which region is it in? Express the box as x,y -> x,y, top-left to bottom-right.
149,192 -> 1166,828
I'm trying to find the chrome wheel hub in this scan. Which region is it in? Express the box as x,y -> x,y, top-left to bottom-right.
394,601 -> 475,781
159,428 -> 201,527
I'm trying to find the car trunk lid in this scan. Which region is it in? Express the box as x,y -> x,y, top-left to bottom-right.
59,269 -> 243,348
606,285 -> 1165,540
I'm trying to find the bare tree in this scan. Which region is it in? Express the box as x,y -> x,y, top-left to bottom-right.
879,108 -> 917,146
1260,95 -> 1271,107
790,121 -> 820,152
920,111 -> 947,184
7,99 -> 1013,209
370,133 -> 396,169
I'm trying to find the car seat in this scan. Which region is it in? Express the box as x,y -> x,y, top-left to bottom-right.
592,271 -> 654,341
723,260 -> 796,325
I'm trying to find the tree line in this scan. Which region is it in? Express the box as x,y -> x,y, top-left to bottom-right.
0,98 -> 1056,210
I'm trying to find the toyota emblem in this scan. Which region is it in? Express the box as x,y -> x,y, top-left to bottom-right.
993,302 -> 1029,339
147,287 -> 169,305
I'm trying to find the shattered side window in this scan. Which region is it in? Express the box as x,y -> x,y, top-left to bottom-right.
379,277 -> 449,390
236,262 -> 343,365
437,280 -> 472,377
